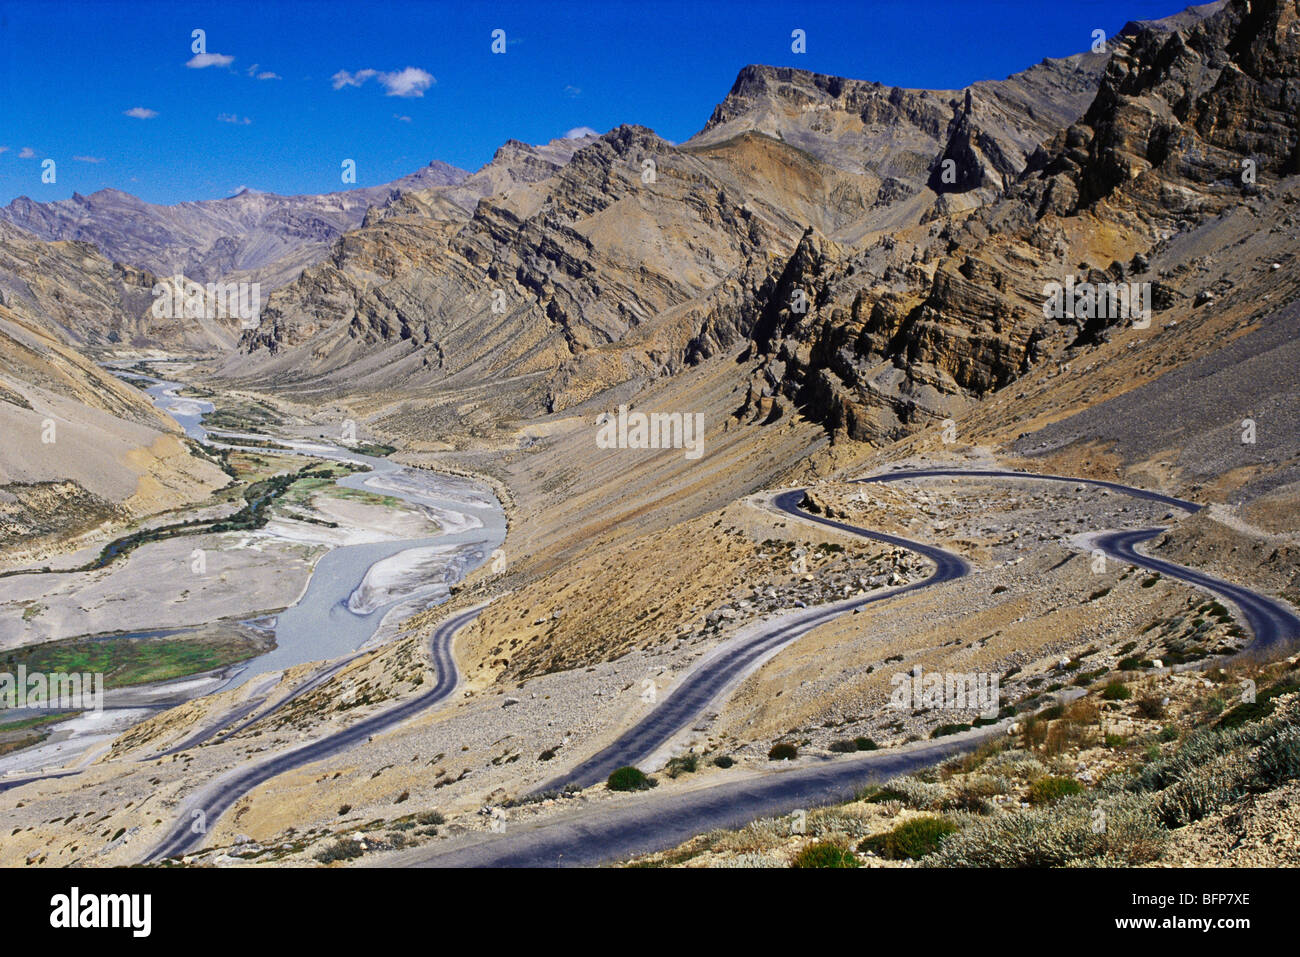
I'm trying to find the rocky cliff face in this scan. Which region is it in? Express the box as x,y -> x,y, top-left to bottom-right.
189,1 -> 1286,456
1020,0 -> 1298,221
0,220 -> 240,354
693,51 -> 1109,218
227,41 -> 1131,418
229,126 -> 792,413
736,0 -> 1283,444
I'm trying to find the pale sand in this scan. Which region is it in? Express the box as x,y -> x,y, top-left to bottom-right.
0,496 -> 439,647
346,543 -> 465,615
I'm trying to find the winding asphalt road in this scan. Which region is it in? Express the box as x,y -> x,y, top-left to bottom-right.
396,736 -> 983,868
868,471 -> 1297,656
1095,527 -> 1300,659
533,469 -> 1201,794
533,488 -> 970,794
394,468 -> 1300,867
147,604 -> 482,861
857,468 -> 1201,511
150,652 -> 369,759
120,467 -> 1300,865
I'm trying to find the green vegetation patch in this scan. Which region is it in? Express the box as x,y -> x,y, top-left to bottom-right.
607,766 -> 656,791
1217,675 -> 1300,730
0,627 -> 273,690
347,442 -> 397,458
313,838 -> 365,864
791,841 -> 861,868
859,816 -> 958,860
1101,681 -> 1132,701
1027,775 -> 1084,805
767,742 -> 799,761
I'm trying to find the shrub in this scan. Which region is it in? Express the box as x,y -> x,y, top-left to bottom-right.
859,816 -> 958,860
828,739 -> 859,753
416,810 -> 444,826
931,722 -> 971,738
943,788 -> 994,815
1136,695 -> 1166,719
1134,709 -> 1300,827
1217,676 -> 1300,729
861,776 -> 946,809
1065,699 -> 1100,724
1028,776 -> 1083,805
1020,716 -> 1049,750
1130,722 -> 1269,794
926,793 -> 1165,867
607,766 -> 655,791
1101,681 -> 1132,701
1154,751 -> 1252,827
790,841 -> 861,868
1254,725 -> 1300,788
665,754 -> 698,778
1020,701 -> 1100,757
768,742 -> 799,761
854,737 -> 879,751
712,755 -> 735,769
961,773 -> 1011,797
863,786 -> 909,804
313,838 -> 364,864
981,749 -> 1046,781
337,804 -> 352,816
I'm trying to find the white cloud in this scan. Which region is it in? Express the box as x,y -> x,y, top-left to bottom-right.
563,85 -> 582,98
378,67 -> 434,97
564,126 -> 599,140
187,52 -> 234,68
0,146 -> 9,155
332,66 -> 434,97
18,147 -> 36,158
393,114 -> 412,123
217,113 -> 252,125
332,68 -> 377,89
73,155 -> 105,163
124,107 -> 158,119
247,65 -> 281,80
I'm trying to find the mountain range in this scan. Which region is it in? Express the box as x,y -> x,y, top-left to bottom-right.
4,0 -> 1299,569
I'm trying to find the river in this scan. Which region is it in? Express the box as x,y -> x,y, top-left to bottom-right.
0,370 -> 505,774
130,370 -> 506,688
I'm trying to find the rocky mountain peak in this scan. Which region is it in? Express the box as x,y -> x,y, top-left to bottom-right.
1020,0 -> 1297,220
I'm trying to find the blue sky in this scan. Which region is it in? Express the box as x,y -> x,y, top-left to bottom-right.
0,0 -> 1195,206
